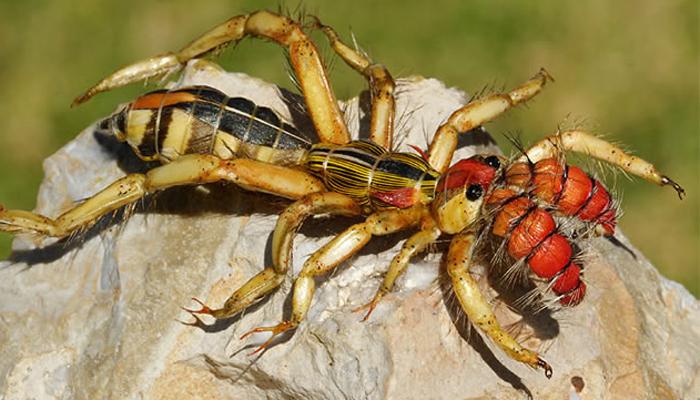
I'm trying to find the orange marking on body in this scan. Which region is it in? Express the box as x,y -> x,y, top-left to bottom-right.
528,234 -> 572,279
132,91 -> 198,110
557,166 -> 593,215
505,161 -> 532,188
492,196 -> 532,237
532,158 -> 565,203
507,209 -> 556,259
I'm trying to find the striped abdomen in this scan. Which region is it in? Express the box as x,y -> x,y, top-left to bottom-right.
111,86 -> 311,165
304,140 -> 440,210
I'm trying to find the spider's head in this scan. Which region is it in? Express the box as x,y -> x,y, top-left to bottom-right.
432,155 -> 503,234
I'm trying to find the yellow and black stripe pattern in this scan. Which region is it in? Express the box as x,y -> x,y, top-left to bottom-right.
110,86 -> 312,165
111,86 -> 439,212
304,140 -> 439,209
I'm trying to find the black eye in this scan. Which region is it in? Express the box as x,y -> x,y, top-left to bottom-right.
485,156 -> 500,169
466,184 -> 483,201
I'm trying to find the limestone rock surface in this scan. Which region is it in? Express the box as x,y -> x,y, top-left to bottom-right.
0,63 -> 698,400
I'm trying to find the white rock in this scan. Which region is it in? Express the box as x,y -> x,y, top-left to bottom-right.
0,62 -> 698,399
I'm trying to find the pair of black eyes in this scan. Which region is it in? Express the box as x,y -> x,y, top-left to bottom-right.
464,156 -> 499,201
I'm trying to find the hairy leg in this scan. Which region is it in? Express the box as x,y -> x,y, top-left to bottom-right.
447,232 -> 552,378
74,11 -> 350,145
241,205 -> 429,352
355,216 -> 441,320
521,130 -> 684,198
312,17 -> 397,149
428,69 -> 553,172
0,155 -> 323,238
183,192 -> 361,322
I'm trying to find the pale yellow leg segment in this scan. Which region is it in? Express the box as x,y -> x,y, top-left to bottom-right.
447,232 -> 552,378
355,216 -> 442,321
428,69 -> 553,172
271,192 -> 362,271
74,11 -> 350,145
183,192 -> 361,322
0,155 -> 323,238
241,205 -> 428,352
312,17 -> 396,149
519,130 -> 685,198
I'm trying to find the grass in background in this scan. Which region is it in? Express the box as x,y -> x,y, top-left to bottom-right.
0,0 -> 697,295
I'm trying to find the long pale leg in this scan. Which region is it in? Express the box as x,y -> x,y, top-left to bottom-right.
520,130 -> 685,198
0,155 -> 323,238
241,205 -> 429,352
354,216 -> 442,320
183,192 -> 361,322
428,69 -> 553,173
311,17 -> 397,149
74,11 -> 350,145
447,232 -> 552,378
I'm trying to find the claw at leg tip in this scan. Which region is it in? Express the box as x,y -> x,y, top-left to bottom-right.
182,297 -> 213,315
361,304 -> 377,322
661,176 -> 685,199
240,322 -> 296,355
537,358 -> 553,379
352,301 -> 377,322
177,313 -> 205,328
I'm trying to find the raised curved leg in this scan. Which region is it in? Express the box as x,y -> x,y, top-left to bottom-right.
520,130 -> 684,198
0,155 -> 323,238
428,69 -> 553,173
74,11 -> 350,145
240,205 -> 429,353
447,232 -> 552,378
311,17 -> 397,150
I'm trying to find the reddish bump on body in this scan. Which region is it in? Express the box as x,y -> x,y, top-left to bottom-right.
487,188 -> 518,206
507,209 -> 556,259
505,161 -> 532,187
551,263 -> 582,294
557,166 -> 593,215
492,196 -> 532,237
560,281 -> 586,306
577,180 -> 612,222
532,158 -> 564,203
528,234 -> 572,279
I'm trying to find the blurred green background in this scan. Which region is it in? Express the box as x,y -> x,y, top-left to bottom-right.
0,1 -> 697,295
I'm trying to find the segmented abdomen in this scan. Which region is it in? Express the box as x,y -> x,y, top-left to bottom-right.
487,191 -> 586,306
485,158 -> 618,306
504,158 -> 617,235
115,86 -> 311,164
304,140 -> 440,210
